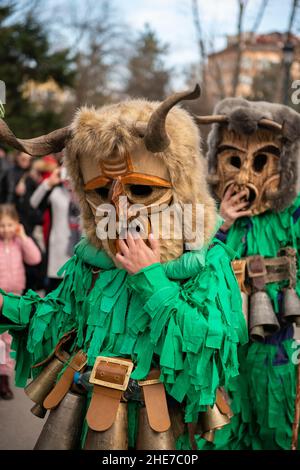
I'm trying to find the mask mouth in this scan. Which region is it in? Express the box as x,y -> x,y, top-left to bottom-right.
242,186 -> 257,207
224,183 -> 258,208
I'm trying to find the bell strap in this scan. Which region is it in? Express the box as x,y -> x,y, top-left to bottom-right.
231,259 -> 249,294
86,357 -> 133,432
43,350 -> 87,410
139,369 -> 171,432
31,329 -> 77,369
215,388 -> 233,418
246,255 -> 267,291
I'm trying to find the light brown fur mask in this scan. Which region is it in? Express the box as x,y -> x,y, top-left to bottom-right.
0,85 -> 217,264
195,98 -> 300,215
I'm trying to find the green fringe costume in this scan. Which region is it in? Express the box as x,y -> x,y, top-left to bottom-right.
178,193 -> 300,450
0,237 -> 247,448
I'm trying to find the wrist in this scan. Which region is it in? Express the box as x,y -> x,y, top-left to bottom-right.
219,221 -> 231,232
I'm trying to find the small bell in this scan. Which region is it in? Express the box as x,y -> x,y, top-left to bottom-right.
249,291 -> 280,341
283,288 -> 300,326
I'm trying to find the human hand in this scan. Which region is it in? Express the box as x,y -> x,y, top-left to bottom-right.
15,178 -> 26,196
116,232 -> 160,274
46,168 -> 61,188
16,223 -> 27,239
219,185 -> 252,231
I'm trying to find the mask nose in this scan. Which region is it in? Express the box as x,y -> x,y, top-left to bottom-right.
110,179 -> 128,221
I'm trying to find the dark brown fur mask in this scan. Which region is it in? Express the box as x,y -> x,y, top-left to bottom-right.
203,98 -> 300,212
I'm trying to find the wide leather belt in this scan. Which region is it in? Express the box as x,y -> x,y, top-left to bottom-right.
86,357 -> 170,432
43,350 -> 87,409
232,247 -> 297,294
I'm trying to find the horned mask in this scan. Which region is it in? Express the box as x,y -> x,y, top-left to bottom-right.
195,98 -> 300,215
0,85 -> 217,263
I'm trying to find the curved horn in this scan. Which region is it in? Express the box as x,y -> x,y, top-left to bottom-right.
193,115 -> 229,125
0,119 -> 71,156
144,84 -> 201,153
258,118 -> 282,133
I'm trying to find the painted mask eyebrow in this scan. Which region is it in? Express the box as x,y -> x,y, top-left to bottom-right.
217,144 -> 246,154
255,145 -> 280,157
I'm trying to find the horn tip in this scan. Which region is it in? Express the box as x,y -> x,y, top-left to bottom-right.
193,84 -> 201,98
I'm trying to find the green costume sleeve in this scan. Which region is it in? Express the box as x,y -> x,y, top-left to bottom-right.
127,241 -> 248,422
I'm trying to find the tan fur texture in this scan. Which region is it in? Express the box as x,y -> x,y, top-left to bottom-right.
64,99 -> 217,261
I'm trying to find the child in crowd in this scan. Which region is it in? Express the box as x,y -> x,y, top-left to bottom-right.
0,204 -> 41,399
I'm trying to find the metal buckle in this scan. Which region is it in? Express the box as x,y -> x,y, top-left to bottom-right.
138,378 -> 161,386
89,356 -> 133,391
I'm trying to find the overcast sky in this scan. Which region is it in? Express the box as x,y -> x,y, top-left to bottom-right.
113,0 -> 298,69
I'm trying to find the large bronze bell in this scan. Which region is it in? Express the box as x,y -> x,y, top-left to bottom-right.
25,357 -> 65,418
136,406 -> 176,450
84,402 -> 128,450
34,392 -> 86,450
283,288 -> 300,326
249,291 -> 280,341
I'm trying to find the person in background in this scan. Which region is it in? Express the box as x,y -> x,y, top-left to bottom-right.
1,151 -> 31,205
0,204 -> 41,399
0,146 -> 11,203
30,165 -> 81,293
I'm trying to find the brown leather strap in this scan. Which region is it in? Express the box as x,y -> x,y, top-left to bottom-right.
264,257 -> 291,284
86,386 -> 122,432
86,357 -> 133,432
32,329 -> 76,369
231,259 -> 249,294
43,350 -> 87,409
216,388 -> 233,418
246,255 -> 267,291
139,369 -> 171,432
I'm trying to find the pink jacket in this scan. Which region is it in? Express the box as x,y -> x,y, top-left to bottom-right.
0,236 -> 41,295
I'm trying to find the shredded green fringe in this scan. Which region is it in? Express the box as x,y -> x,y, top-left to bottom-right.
0,236 -> 247,448
186,193 -> 300,450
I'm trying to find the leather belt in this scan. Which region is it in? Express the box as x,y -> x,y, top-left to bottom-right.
43,350 -> 87,409
86,357 -> 170,433
232,247 -> 297,294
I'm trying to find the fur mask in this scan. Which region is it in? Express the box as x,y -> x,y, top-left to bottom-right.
0,86 -> 217,264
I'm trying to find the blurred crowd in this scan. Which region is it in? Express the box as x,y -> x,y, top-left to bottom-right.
0,146 -> 81,399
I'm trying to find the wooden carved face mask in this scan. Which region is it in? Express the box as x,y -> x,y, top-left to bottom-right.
81,142 -> 179,261
214,128 -> 282,215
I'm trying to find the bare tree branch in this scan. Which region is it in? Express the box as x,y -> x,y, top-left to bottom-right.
232,0 -> 248,97
251,0 -> 269,34
191,0 -> 207,85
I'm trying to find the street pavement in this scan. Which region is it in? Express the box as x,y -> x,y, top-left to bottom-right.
0,376 -> 45,450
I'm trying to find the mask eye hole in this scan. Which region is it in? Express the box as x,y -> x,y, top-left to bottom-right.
95,187 -> 110,199
229,156 -> 241,168
253,154 -> 268,172
129,185 -> 153,197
